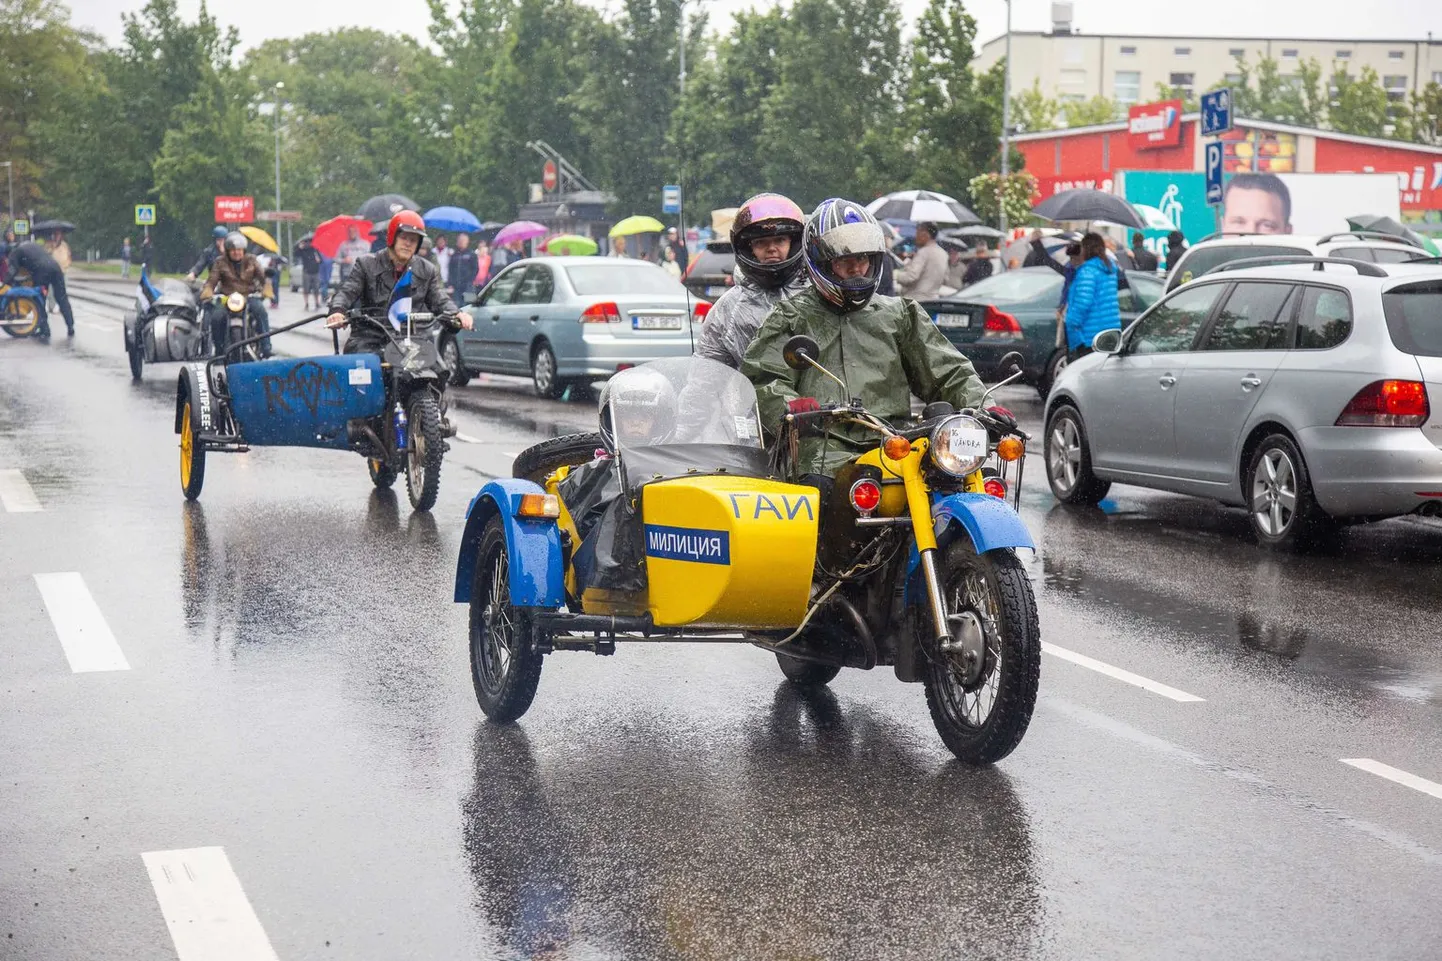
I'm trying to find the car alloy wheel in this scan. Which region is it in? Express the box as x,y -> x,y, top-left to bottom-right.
1048,415 -> 1082,493
1250,447 -> 1298,537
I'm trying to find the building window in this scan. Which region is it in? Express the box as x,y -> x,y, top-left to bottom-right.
1114,71 -> 1141,105
1335,49 -> 1352,60
1281,48 -> 1298,58
1120,45 -> 1136,56
1169,72 -> 1195,97
1389,50 -> 1405,60
1174,46 -> 1191,57
1433,71 -> 1442,85
1383,75 -> 1409,102
1060,68 -> 1087,91
1228,47 -> 1246,58
1224,72 -> 1244,86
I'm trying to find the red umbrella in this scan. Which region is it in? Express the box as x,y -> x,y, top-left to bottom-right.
312,215 -> 373,259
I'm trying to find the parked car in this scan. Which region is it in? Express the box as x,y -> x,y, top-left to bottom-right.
1044,256 -> 1442,549
682,240 -> 735,302
449,257 -> 707,398
1165,231 -> 1431,292
915,266 -> 1163,396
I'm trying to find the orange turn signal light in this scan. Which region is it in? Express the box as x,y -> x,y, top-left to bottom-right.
883,435 -> 912,461
517,493 -> 561,519
996,436 -> 1025,462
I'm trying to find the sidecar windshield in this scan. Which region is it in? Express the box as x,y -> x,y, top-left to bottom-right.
610,356 -> 770,486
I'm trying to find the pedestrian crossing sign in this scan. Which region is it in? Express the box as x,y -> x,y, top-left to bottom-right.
135,204 -> 156,226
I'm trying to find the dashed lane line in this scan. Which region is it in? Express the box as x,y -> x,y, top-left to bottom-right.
1042,641 -> 1205,703
1341,759 -> 1442,801
0,469 -> 42,512
142,847 -> 280,961
454,432 -> 483,444
33,572 -> 130,672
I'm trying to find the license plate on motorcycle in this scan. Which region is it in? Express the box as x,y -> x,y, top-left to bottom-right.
632,314 -> 682,330
934,312 -> 971,328
944,426 -> 989,458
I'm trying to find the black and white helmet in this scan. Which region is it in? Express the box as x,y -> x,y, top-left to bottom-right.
598,367 -> 677,450
803,199 -> 886,313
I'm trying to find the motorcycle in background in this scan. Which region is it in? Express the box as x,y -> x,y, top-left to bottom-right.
123,267 -> 208,379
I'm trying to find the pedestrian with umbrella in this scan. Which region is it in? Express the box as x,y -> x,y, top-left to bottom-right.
894,222 -> 948,300
1065,232 -> 1121,361
294,234 -> 323,311
337,225 -> 371,286
448,233 -> 480,303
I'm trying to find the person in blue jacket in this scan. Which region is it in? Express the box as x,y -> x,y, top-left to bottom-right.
1064,232 -> 1120,360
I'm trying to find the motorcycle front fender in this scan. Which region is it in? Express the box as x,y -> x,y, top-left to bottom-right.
902,492 -> 1034,599
454,478 -> 565,608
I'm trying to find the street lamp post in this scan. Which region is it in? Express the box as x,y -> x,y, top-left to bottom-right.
272,82 -> 285,254
1,161 -> 12,226
998,0 -> 1013,243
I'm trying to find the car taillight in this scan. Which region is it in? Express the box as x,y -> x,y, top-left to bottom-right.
580,301 -> 621,323
849,478 -> 882,516
983,305 -> 1022,336
692,302 -> 711,323
983,477 -> 1008,499
1335,380 -> 1429,427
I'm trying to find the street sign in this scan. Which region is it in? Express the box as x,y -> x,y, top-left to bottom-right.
1201,88 -> 1233,137
1205,142 -> 1225,206
134,204 -> 156,226
259,210 -> 303,222
662,185 -> 681,215
214,195 -> 254,222
13,219 -> 28,236
542,160 -> 558,193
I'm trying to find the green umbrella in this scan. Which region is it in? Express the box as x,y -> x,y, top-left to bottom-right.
609,215 -> 667,238
542,234 -> 599,256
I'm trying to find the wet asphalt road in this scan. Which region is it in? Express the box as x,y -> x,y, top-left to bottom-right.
3,274 -> 1441,960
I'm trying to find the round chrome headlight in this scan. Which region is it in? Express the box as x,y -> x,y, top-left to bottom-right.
226,292 -> 246,312
930,414 -> 989,476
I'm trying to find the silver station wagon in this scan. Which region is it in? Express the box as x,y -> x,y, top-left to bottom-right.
453,256 -> 705,398
1044,256 -> 1442,549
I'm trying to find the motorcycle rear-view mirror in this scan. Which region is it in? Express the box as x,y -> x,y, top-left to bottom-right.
782,334 -> 820,371
998,351 -> 1025,377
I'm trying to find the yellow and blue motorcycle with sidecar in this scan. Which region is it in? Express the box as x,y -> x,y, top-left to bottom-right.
453,343 -> 1041,764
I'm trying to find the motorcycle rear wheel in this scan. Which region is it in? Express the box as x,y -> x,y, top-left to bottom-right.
405,393 -> 444,511
922,542 -> 1040,766
470,516 -> 544,723
367,457 -> 397,489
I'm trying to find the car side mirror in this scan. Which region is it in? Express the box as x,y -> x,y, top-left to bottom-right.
1092,329 -> 1123,354
782,335 -> 821,371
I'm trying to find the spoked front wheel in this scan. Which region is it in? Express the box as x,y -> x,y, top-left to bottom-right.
404,393 -> 444,511
922,541 -> 1040,766
179,398 -> 206,501
2,297 -> 40,338
469,516 -> 544,723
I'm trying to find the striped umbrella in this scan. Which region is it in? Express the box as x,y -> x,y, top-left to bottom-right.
866,190 -> 980,226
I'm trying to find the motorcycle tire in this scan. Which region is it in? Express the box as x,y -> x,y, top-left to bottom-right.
179,392 -> 206,502
127,335 -> 144,380
775,653 -> 841,688
368,457 -> 397,489
469,515 -> 544,723
922,541 -> 1040,766
511,432 -> 605,486
405,393 -> 444,512
2,296 -> 40,338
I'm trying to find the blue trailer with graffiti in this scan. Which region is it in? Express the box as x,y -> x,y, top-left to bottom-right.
173,309 -> 454,511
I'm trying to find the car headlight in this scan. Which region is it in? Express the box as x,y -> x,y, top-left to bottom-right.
930,414 -> 989,476
226,292 -> 245,312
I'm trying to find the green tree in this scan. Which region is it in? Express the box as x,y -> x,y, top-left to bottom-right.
1395,81 -> 1442,145
1329,65 -> 1391,137
1011,79 -> 1058,133
967,171 -> 1035,226
1225,54 -> 1324,126
1060,95 -> 1119,127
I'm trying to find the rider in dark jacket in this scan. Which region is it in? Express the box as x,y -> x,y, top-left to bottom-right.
4,240 -> 75,338
326,211 -> 472,354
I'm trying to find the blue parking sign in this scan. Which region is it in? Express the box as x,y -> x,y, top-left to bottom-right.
1205,143 -> 1224,207
1201,88 -> 1232,137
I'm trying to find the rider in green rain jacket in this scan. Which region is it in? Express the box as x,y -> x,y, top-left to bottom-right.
741,199 -> 985,476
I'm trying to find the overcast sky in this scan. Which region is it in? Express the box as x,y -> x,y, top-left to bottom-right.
66,0 -> 1442,52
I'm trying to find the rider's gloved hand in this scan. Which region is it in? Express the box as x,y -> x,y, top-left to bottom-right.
325,312 -> 349,329
787,397 -> 821,415
985,404 -> 1017,428
451,311 -> 474,331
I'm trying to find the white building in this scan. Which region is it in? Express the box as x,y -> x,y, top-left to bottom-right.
975,3 -> 1442,113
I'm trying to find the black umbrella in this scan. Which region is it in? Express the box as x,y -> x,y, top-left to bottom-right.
356,194 -> 419,222
1032,189 -> 1146,230
1346,214 -> 1440,254
32,219 -> 76,233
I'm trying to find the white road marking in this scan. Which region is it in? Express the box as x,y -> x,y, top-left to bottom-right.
454,432 -> 483,444
143,847 -> 280,961
33,572 -> 130,672
1042,642 -> 1204,703
0,468 -> 42,512
502,450 -> 520,458
1341,758 -> 1442,801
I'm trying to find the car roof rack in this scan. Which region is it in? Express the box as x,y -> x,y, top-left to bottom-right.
1316,230 -> 1423,248
1195,231 -> 1264,243
1205,255 -> 1388,278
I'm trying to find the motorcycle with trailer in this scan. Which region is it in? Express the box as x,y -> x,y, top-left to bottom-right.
175,307 -> 453,511
454,343 -> 1041,764
123,267 -> 209,379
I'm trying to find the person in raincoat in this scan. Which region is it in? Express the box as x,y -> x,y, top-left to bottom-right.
694,193 -> 809,369
742,199 -> 985,478
1064,231 -> 1121,361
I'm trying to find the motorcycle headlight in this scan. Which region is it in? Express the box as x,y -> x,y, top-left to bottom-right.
226,292 -> 245,312
929,414 -> 989,476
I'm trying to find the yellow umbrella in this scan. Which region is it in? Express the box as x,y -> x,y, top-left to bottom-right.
238,225 -> 280,253
609,215 -> 666,238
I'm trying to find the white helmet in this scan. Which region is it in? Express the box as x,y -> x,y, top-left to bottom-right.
598,367 -> 676,450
